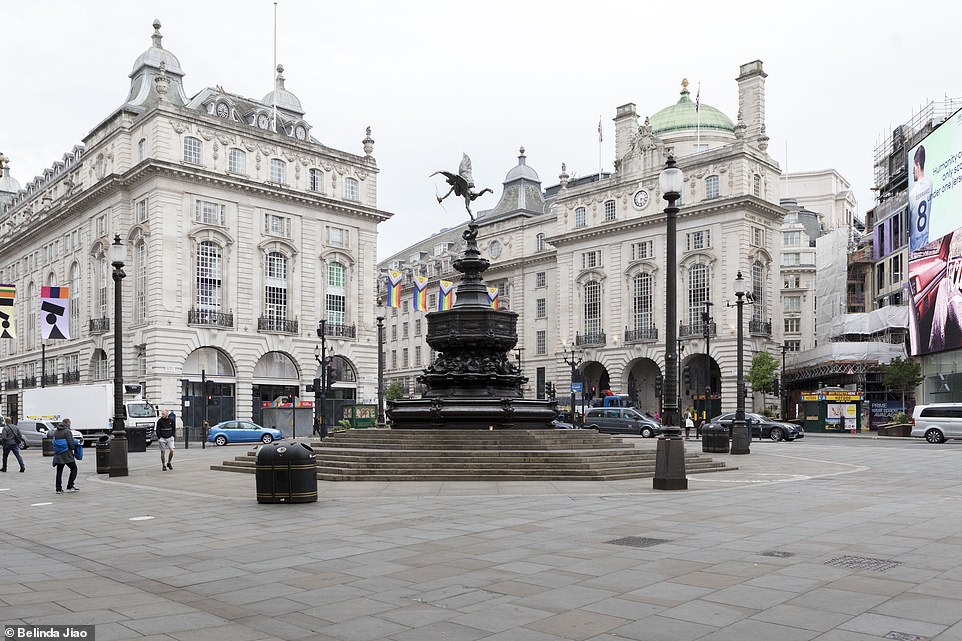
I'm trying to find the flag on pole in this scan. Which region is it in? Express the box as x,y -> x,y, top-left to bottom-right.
438,280 -> 455,311
695,83 -> 701,112
486,286 -> 500,310
40,286 -> 70,340
386,270 -> 404,308
0,284 -> 15,339
413,275 -> 429,311
598,117 -> 603,142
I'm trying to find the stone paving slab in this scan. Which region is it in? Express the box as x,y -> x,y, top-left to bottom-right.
1,436 -> 962,640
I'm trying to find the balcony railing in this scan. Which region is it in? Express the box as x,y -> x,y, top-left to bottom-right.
624,326 -> 658,343
321,322 -> 357,339
89,317 -> 110,333
41,373 -> 58,386
679,322 -> 717,338
4,379 -> 18,390
22,376 -> 37,389
749,319 -> 772,336
575,331 -> 606,347
63,370 -> 81,383
188,308 -> 234,328
257,316 -> 299,334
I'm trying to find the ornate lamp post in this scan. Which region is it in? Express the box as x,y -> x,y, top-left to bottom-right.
780,342 -> 788,419
701,301 -> 714,425
375,306 -> 386,428
730,271 -> 751,455
676,337 -> 685,416
108,235 -> 128,477
314,320 -> 334,438
562,345 -> 583,426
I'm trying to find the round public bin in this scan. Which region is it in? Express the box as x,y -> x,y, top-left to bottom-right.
701,422 -> 730,454
42,433 -> 54,457
255,440 -> 317,504
96,435 -> 112,474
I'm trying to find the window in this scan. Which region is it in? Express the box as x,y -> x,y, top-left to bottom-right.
753,174 -> 761,197
269,158 -> 287,184
326,262 -> 346,325
183,136 -> 202,164
195,200 -> 225,226
228,148 -> 247,174
428,293 -> 437,310
687,263 -> 710,325
135,241 -> 147,324
309,168 -> 323,192
415,346 -> 422,366
686,230 -> 711,251
402,322 -> 409,338
196,241 -> 222,311
135,197 -> 149,223
264,213 -> 291,238
784,275 -> 800,288
582,250 -> 601,269
785,340 -> 801,352
751,226 -> 764,247
402,348 -> 409,368
415,319 -> 422,336
433,242 -> 449,256
138,139 -> 147,162
633,272 -> 653,331
575,207 -> 586,227
328,226 -> 348,248
26,283 -> 36,347
391,325 -> 397,341
536,330 -> 546,355
784,318 -> 801,333
584,281 -> 601,335
631,240 -> 653,261
137,344 -> 147,377
391,350 -> 397,369
344,177 -> 359,201
783,295 -> 801,312
265,252 -> 288,320
95,351 -> 108,380
535,272 -> 546,288
783,253 -> 800,266
69,263 -> 80,332
65,353 -> 79,377
705,175 -> 719,199
96,215 -> 106,236
536,233 -> 546,251
783,231 -> 802,246
604,200 -> 616,221
890,254 -> 903,284
536,298 -> 546,318
98,256 -> 108,317
751,261 -> 764,323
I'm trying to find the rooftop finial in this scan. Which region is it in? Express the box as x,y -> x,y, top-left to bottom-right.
151,19 -> 163,48
275,64 -> 285,89
681,77 -> 689,91
518,147 -> 526,164
0,152 -> 7,178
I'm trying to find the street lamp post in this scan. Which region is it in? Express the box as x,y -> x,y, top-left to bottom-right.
562,346 -> 583,426
375,306 -> 386,428
676,337 -> 685,416
730,271 -> 751,455
780,342 -> 788,420
701,301 -> 714,425
314,319 -> 334,439
108,235 -> 128,477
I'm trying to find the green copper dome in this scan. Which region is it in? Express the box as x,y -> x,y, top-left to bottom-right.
650,80 -> 735,136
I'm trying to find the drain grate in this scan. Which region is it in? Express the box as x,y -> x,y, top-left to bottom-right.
606,536 -> 670,548
824,555 -> 902,572
884,632 -> 927,641
760,550 -> 795,558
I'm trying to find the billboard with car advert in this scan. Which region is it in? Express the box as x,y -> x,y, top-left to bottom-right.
907,108 -> 962,356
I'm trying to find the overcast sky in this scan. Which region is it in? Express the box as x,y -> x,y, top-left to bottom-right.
4,1 -> 959,260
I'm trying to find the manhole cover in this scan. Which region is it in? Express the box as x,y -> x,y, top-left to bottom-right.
824,555 -> 902,572
760,550 -> 795,558
606,536 -> 669,548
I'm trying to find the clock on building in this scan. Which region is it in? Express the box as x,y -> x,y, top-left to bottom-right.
633,189 -> 650,209
295,125 -> 307,140
488,240 -> 502,258
257,113 -> 270,129
216,102 -> 230,118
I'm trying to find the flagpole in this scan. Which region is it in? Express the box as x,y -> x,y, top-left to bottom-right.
271,1 -> 278,132
598,116 -> 603,180
696,83 -> 701,152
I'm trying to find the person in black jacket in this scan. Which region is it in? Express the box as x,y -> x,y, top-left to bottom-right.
51,418 -> 79,494
1,416 -> 26,473
156,410 -> 176,471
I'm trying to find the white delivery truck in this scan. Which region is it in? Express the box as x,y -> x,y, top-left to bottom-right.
22,383 -> 157,443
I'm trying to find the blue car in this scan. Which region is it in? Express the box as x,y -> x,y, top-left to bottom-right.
208,420 -> 283,446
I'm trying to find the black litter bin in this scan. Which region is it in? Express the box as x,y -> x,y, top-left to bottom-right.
701,422 -> 730,453
96,435 -> 112,474
126,426 -> 147,453
42,433 -> 54,457
256,440 -> 317,504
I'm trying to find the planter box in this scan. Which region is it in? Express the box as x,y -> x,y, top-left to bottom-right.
877,423 -> 912,437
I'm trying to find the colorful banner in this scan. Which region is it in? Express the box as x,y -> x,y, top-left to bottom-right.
40,286 -> 70,340
0,284 -> 14,339
386,269 -> 403,308
438,280 -> 455,311
487,286 -> 500,310
413,275 -> 429,312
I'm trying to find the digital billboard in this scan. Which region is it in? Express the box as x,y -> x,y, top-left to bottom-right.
907,107 -> 962,356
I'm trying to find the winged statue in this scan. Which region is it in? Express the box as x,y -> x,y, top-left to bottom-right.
430,153 -> 493,221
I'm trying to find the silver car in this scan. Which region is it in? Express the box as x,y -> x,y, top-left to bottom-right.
911,404 -> 962,443
17,420 -> 84,449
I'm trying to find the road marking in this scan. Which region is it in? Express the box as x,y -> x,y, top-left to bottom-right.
31,502 -> 53,506
129,516 -> 155,521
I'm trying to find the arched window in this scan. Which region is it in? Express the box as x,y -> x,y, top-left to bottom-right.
265,252 -> 288,319
705,175 -> 720,199
309,168 -> 323,192
26,282 -> 35,347
69,263 -> 80,333
98,256 -> 108,318
196,241 -> 222,312
536,233 -> 546,251
752,260 -> 764,323
344,177 -> 359,201
138,139 -> 147,162
269,158 -> 287,183
183,136 -> 202,164
135,241 -> 147,324
575,207 -> 586,227
326,261 -> 346,325
687,263 -> 710,327
583,280 -> 601,335
632,272 -> 653,331
95,350 -> 108,380
604,200 -> 616,221
228,148 -> 246,174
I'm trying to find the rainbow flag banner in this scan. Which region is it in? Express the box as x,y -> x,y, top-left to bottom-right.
413,275 -> 429,311
386,270 -> 404,308
438,280 -> 455,311
487,286 -> 500,310
0,284 -> 15,339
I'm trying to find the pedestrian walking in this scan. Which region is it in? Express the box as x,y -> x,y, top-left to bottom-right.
1,416 -> 27,473
684,411 -> 695,440
156,410 -> 176,471
52,418 -> 79,494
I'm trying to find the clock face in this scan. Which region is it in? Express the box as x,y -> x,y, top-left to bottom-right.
633,189 -> 650,209
257,114 -> 270,129
295,125 -> 307,140
216,103 -> 229,118
489,240 -> 502,258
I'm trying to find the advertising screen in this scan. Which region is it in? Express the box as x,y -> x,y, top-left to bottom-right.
907,108 -> 962,356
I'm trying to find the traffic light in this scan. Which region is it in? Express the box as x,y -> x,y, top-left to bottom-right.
204,379 -> 214,404
654,375 -> 664,398
326,365 -> 337,389
771,377 -> 780,395
590,385 -> 597,398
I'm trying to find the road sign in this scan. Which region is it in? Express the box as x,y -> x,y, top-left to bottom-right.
570,382 -> 583,393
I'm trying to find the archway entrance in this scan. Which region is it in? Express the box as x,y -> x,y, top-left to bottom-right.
626,358 -> 661,415
252,351 -> 300,427
182,347 -> 235,428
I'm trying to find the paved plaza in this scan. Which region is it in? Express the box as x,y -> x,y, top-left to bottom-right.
3,434 -> 962,641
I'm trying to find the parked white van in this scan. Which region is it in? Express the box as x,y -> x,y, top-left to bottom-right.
911,404 -> 962,443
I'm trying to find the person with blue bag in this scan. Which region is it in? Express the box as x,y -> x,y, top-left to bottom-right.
51,417 -> 80,494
